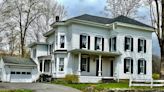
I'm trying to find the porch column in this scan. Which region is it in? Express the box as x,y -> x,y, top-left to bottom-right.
78,53 -> 81,76
98,55 -> 102,76
42,59 -> 45,73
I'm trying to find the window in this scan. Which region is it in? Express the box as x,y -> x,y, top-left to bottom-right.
95,37 -> 104,51
59,58 -> 64,71
125,36 -> 133,51
80,34 -> 90,49
49,43 -> 54,54
33,48 -> 36,58
109,37 -> 116,51
27,72 -> 31,75
138,39 -> 146,53
40,60 -> 42,72
138,59 -> 146,74
60,35 -> 65,48
124,58 -> 133,74
16,72 -> 20,74
81,57 -> 90,72
22,72 -> 26,74
11,71 -> 15,74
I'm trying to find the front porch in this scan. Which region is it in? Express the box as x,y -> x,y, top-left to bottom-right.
70,49 -> 121,83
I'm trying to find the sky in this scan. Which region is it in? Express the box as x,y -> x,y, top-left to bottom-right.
57,0 -> 160,56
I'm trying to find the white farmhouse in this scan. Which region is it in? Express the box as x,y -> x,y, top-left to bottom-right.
4,14 -> 153,83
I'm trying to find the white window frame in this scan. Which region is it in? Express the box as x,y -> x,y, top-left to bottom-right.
125,58 -> 132,74
139,39 -> 145,52
126,37 -> 132,51
139,59 -> 145,74
59,35 -> 65,49
96,36 -> 102,51
59,58 -> 64,71
111,37 -> 116,51
81,57 -> 88,72
81,35 -> 88,49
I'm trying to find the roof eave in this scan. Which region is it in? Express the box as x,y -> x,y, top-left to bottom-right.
115,22 -> 155,32
4,63 -> 37,67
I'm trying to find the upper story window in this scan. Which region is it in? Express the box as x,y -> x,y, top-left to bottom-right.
138,59 -> 146,74
95,36 -> 104,51
49,43 -> 54,54
59,58 -> 64,71
33,48 -> 36,58
109,37 -> 116,52
60,35 -> 65,48
124,57 -> 133,74
80,34 -> 90,49
125,36 -> 133,51
138,39 -> 146,53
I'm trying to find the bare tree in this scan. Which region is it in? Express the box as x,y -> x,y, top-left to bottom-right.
104,0 -> 142,18
0,0 -> 66,57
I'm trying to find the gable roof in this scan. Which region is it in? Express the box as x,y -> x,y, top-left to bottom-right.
2,56 -> 36,66
72,14 -> 152,28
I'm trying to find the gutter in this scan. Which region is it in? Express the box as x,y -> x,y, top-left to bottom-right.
5,63 -> 37,67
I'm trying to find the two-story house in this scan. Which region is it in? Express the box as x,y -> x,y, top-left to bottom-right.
29,14 -> 154,83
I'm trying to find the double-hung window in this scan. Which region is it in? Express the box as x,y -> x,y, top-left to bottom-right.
124,58 -> 133,74
81,57 -> 90,72
138,39 -> 146,53
125,36 -> 133,51
59,58 -> 64,71
33,48 -> 36,58
60,35 -> 65,48
109,37 -> 116,51
95,37 -> 104,51
138,59 -> 146,74
80,34 -> 90,49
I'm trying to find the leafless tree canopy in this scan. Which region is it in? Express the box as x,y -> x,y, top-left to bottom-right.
0,0 -> 66,57
104,0 -> 141,18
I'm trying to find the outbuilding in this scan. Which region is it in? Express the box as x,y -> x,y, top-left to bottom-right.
0,56 -> 38,83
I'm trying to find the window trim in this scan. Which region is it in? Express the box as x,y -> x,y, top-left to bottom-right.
95,36 -> 103,51
138,38 -> 146,53
32,48 -> 36,58
59,58 -> 65,72
138,59 -> 146,75
124,57 -> 133,74
125,36 -> 133,51
81,57 -> 89,72
80,34 -> 89,49
59,34 -> 65,49
109,36 -> 117,52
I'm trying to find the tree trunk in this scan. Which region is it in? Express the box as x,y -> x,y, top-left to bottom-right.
160,0 -> 164,79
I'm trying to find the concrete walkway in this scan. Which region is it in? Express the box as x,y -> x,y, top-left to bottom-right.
0,83 -> 81,92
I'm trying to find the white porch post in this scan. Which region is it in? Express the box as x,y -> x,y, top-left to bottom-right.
42,59 -> 45,73
78,53 -> 81,76
98,55 -> 102,76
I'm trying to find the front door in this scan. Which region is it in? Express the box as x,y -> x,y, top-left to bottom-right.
96,59 -> 102,76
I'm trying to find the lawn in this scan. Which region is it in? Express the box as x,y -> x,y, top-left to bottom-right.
51,79 -> 164,91
0,89 -> 32,92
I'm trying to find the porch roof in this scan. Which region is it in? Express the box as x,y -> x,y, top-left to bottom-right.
69,49 -> 121,57
38,55 -> 52,60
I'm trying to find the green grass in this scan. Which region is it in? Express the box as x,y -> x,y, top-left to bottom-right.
0,89 -> 32,92
51,79 -> 164,91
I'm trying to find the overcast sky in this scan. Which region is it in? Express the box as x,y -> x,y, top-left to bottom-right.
57,0 -> 160,56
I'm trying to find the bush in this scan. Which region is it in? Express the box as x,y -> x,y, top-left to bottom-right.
51,79 -> 67,84
152,73 -> 160,79
64,74 -> 79,84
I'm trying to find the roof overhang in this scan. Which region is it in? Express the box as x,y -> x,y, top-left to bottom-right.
4,63 -> 37,67
69,49 -> 121,57
28,42 -> 49,48
38,55 -> 52,60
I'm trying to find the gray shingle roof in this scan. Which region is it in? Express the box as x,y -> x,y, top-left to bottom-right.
2,56 -> 36,66
73,14 -> 152,28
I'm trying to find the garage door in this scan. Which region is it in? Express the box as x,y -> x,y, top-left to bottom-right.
10,69 -> 32,83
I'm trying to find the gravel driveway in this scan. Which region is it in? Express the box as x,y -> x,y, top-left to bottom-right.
0,83 -> 81,92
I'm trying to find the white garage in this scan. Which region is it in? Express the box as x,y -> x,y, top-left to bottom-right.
0,56 -> 38,83
10,68 -> 32,82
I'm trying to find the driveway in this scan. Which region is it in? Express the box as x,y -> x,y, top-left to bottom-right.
0,83 -> 81,92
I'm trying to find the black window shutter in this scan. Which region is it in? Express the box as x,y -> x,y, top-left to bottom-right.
102,38 -> 104,51
144,40 -> 146,53
109,38 -> 111,51
125,37 -> 127,51
124,59 -> 126,73
144,60 -> 146,74
131,59 -> 133,74
95,37 -> 97,50
131,38 -> 133,51
138,39 -> 140,52
114,37 -> 116,51
80,35 -> 82,49
138,60 -> 140,74
87,57 -> 90,72
88,36 -> 90,50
